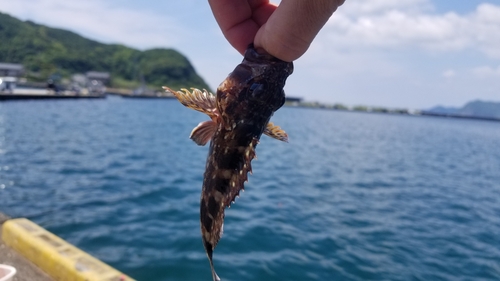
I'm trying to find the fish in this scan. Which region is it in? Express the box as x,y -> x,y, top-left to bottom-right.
164,44 -> 293,281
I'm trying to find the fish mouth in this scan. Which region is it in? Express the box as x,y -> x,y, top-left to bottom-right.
244,44 -> 294,75
246,44 -> 275,61
217,45 -> 294,96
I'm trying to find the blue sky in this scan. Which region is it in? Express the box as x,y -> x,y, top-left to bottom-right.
1,0 -> 499,109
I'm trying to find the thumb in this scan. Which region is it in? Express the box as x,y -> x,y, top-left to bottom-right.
254,0 -> 344,62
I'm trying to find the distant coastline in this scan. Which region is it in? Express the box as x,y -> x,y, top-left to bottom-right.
285,99 -> 500,122
2,88 -> 498,123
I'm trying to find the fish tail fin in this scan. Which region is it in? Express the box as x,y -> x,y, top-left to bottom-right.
209,257 -> 221,281
205,243 -> 221,281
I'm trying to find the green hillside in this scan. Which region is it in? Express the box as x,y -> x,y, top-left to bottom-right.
0,11 -> 209,90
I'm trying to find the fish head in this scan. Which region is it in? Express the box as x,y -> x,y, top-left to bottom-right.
216,45 -> 294,122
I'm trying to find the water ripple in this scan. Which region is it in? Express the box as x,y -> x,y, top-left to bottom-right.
1,99 -> 499,280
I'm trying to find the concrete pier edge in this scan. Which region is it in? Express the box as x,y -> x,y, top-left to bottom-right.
1,212 -> 134,281
1,212 -> 53,281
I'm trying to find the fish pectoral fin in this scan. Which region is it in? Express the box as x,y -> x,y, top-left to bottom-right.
163,86 -> 217,119
190,120 -> 217,146
264,122 -> 289,142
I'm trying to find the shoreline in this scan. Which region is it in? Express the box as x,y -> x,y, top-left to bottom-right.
2,90 -> 498,123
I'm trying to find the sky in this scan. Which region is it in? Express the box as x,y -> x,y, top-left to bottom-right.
1,0 -> 499,109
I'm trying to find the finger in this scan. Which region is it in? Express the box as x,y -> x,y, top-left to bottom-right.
208,0 -> 276,54
255,0 -> 345,61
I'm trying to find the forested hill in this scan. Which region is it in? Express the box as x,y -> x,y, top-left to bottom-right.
0,11 -> 209,90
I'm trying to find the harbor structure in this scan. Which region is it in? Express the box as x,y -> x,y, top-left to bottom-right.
0,63 -> 24,93
85,71 -> 110,95
0,63 -> 24,77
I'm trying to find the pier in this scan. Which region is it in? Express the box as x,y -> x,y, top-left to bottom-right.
0,213 -> 53,281
0,213 -> 134,281
0,89 -> 105,101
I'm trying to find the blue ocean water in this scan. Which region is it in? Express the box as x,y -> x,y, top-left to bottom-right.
1,96 -> 499,281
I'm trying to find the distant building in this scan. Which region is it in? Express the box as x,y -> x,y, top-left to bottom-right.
71,74 -> 87,87
0,77 -> 17,93
285,96 -> 303,106
86,71 -> 110,86
0,63 -> 25,93
84,71 -> 110,95
285,96 -> 302,103
0,63 -> 24,77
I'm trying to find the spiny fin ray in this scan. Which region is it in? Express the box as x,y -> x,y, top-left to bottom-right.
264,122 -> 288,142
163,87 -> 217,118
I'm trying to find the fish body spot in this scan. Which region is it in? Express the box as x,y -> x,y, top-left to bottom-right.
204,231 -> 211,242
200,201 -> 213,232
221,169 -> 232,179
207,196 -> 219,219
213,191 -> 223,202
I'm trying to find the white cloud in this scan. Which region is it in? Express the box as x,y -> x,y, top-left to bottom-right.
325,1 -> 500,58
472,65 -> 500,78
340,0 -> 433,15
442,69 -> 456,78
470,4 -> 500,59
290,0 -> 500,108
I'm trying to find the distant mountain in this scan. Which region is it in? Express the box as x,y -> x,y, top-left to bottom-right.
427,105 -> 459,115
0,11 -> 209,90
459,100 -> 500,119
427,100 -> 500,119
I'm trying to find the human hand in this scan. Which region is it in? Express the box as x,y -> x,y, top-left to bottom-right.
208,0 -> 345,62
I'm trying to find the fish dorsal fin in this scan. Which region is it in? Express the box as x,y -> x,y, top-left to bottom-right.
264,122 -> 288,142
163,87 -> 217,119
190,120 -> 217,146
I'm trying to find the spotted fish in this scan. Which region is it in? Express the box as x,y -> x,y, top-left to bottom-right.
164,45 -> 293,281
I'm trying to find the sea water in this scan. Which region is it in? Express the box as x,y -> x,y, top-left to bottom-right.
1,96 -> 499,281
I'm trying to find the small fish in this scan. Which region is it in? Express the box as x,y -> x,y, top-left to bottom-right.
164,45 -> 293,281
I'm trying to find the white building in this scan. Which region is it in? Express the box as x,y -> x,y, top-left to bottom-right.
0,63 -> 24,93
0,63 -> 24,77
